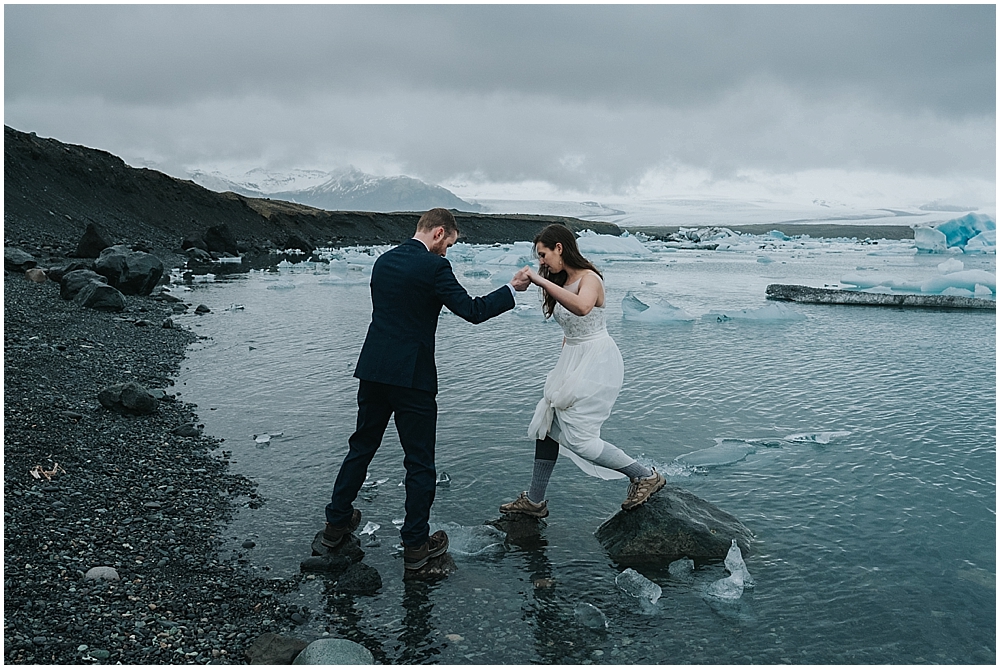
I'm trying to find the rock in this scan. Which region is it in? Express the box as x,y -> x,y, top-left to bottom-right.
47,260 -> 92,283
88,649 -> 111,661
242,539 -> 256,549
246,632 -> 309,664
162,318 -> 174,329
195,304 -> 211,314
401,552 -> 457,581
181,231 -> 208,252
24,268 -> 47,283
292,638 -> 374,665
5,247 -> 37,272
94,245 -> 164,295
186,247 -> 213,263
594,485 -> 753,562
171,423 -> 201,437
73,280 -> 126,312
204,223 -> 239,256
300,553 -> 352,575
310,530 -> 365,562
333,562 -> 382,596
74,222 -> 111,258
98,382 -> 158,415
60,411 -> 84,421
84,566 -> 120,581
60,269 -> 107,300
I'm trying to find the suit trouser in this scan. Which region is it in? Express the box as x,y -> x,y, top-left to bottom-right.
326,379 -> 437,547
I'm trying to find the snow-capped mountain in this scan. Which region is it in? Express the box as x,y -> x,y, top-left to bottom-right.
188,167 -> 477,212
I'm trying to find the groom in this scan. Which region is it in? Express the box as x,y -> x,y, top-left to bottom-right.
323,208 -> 531,570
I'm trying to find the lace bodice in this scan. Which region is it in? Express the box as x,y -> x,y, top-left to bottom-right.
552,275 -> 608,340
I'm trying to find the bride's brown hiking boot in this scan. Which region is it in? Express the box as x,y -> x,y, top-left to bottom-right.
499,491 -> 549,518
621,468 -> 665,510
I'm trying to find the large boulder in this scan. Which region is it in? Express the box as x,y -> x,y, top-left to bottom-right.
181,231 -> 208,252
73,280 -> 126,312
246,632 -> 308,665
594,485 -> 753,563
204,223 -> 239,256
74,223 -> 112,258
292,638 -> 374,665
98,382 -> 158,414
48,260 -> 93,283
94,245 -> 163,295
60,269 -> 107,300
5,247 -> 37,272
331,562 -> 382,596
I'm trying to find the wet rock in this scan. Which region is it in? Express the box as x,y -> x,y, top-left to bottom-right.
46,259 -> 92,283
195,304 -> 211,314
74,222 -> 112,258
242,539 -> 256,549
98,382 -> 158,415
246,632 -> 308,664
94,245 -> 164,296
5,247 -> 37,272
282,234 -> 315,257
292,638 -> 374,665
84,566 -> 120,581
181,231 -> 209,252
594,485 -> 754,562
333,562 -> 382,596
204,223 -> 239,256
73,280 -> 126,312
161,317 -> 174,329
186,247 -> 213,262
24,268 -> 47,283
60,269 -> 107,300
171,423 -> 201,437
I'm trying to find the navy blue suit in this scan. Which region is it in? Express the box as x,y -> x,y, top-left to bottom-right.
326,238 -> 515,546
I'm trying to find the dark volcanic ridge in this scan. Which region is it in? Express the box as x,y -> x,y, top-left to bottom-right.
4,126 -> 620,258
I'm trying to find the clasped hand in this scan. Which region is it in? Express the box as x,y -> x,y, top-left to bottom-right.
510,266 -> 537,291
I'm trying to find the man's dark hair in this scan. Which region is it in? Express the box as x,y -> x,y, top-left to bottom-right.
416,208 -> 460,236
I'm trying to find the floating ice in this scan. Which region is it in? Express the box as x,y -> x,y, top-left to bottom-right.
253,434 -> 270,445
512,304 -> 548,320
756,255 -> 775,264
266,281 -> 296,291
783,430 -> 851,444
478,242 -> 534,266
769,230 -> 791,241
942,287 -> 975,297
622,293 -> 696,323
703,303 -> 806,323
435,471 -> 451,487
937,258 -> 965,273
668,558 -> 695,577
360,522 -> 380,536
839,273 -> 922,292
674,440 -> 756,467
573,602 -> 609,630
975,284 -> 994,298
965,229 -> 996,253
615,568 -> 662,605
920,269 -> 996,295
391,518 -> 405,528
429,522 -> 506,556
463,268 -> 492,278
914,214 -> 996,252
575,231 -> 651,257
705,540 -> 752,601
227,304 -> 246,311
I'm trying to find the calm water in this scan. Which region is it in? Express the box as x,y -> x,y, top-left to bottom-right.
175,238 -> 996,664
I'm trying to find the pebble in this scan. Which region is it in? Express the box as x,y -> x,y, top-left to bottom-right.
242,539 -> 256,549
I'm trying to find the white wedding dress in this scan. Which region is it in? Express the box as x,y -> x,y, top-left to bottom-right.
527,274 -> 636,480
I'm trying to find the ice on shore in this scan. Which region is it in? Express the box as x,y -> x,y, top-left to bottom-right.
703,303 -> 806,323
622,293 -> 696,323
428,522 -> 506,556
615,568 -> 662,605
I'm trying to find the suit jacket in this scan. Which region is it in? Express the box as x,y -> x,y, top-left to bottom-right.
354,238 -> 515,394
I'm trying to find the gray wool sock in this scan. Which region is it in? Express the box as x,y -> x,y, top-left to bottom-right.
617,461 -> 652,480
527,459 -> 556,503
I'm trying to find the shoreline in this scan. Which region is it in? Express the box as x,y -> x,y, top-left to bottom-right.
3,273 -> 308,664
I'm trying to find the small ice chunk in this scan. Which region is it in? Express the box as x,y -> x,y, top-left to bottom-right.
391,518 -> 405,528
783,430 -> 851,444
615,568 -> 662,604
573,602 -> 609,630
937,258 -> 965,273
429,522 -> 506,556
266,281 -> 296,290
668,558 -> 695,577
756,256 -> 774,264
702,303 -> 805,322
724,539 -> 754,588
576,232 -> 651,256
674,440 -> 756,467
463,268 -> 492,278
975,284 -> 994,298
622,292 -> 696,323
435,472 -> 451,487
253,434 -> 271,445
942,287 -> 975,297
360,521 -> 380,536
706,572 -> 744,600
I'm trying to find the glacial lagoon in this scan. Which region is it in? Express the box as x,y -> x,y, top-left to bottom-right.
175,231 -> 995,664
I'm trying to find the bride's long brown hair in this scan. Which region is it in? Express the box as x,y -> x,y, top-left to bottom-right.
534,224 -> 602,318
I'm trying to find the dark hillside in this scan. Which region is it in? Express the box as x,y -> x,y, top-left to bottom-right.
4,126 -> 619,257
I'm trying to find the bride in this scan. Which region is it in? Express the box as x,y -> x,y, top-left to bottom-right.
500,224 -> 665,518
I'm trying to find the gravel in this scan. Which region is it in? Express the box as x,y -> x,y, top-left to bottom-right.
4,268 -> 308,664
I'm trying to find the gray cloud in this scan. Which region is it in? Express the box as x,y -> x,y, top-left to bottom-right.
4,5 -> 995,203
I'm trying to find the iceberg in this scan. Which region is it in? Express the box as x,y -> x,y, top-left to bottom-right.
920,269 -> 996,295
703,303 -> 806,322
428,522 -> 506,556
576,230 -> 651,256
914,214 -> 996,252
965,229 -> 996,253
622,292 -> 696,323
615,568 -> 662,605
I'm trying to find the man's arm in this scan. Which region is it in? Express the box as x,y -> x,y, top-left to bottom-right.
435,261 -> 515,324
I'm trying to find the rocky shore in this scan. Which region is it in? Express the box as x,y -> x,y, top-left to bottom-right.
3,273 -> 315,664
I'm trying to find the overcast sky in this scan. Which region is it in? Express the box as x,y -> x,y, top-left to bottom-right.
5,4 -> 996,208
